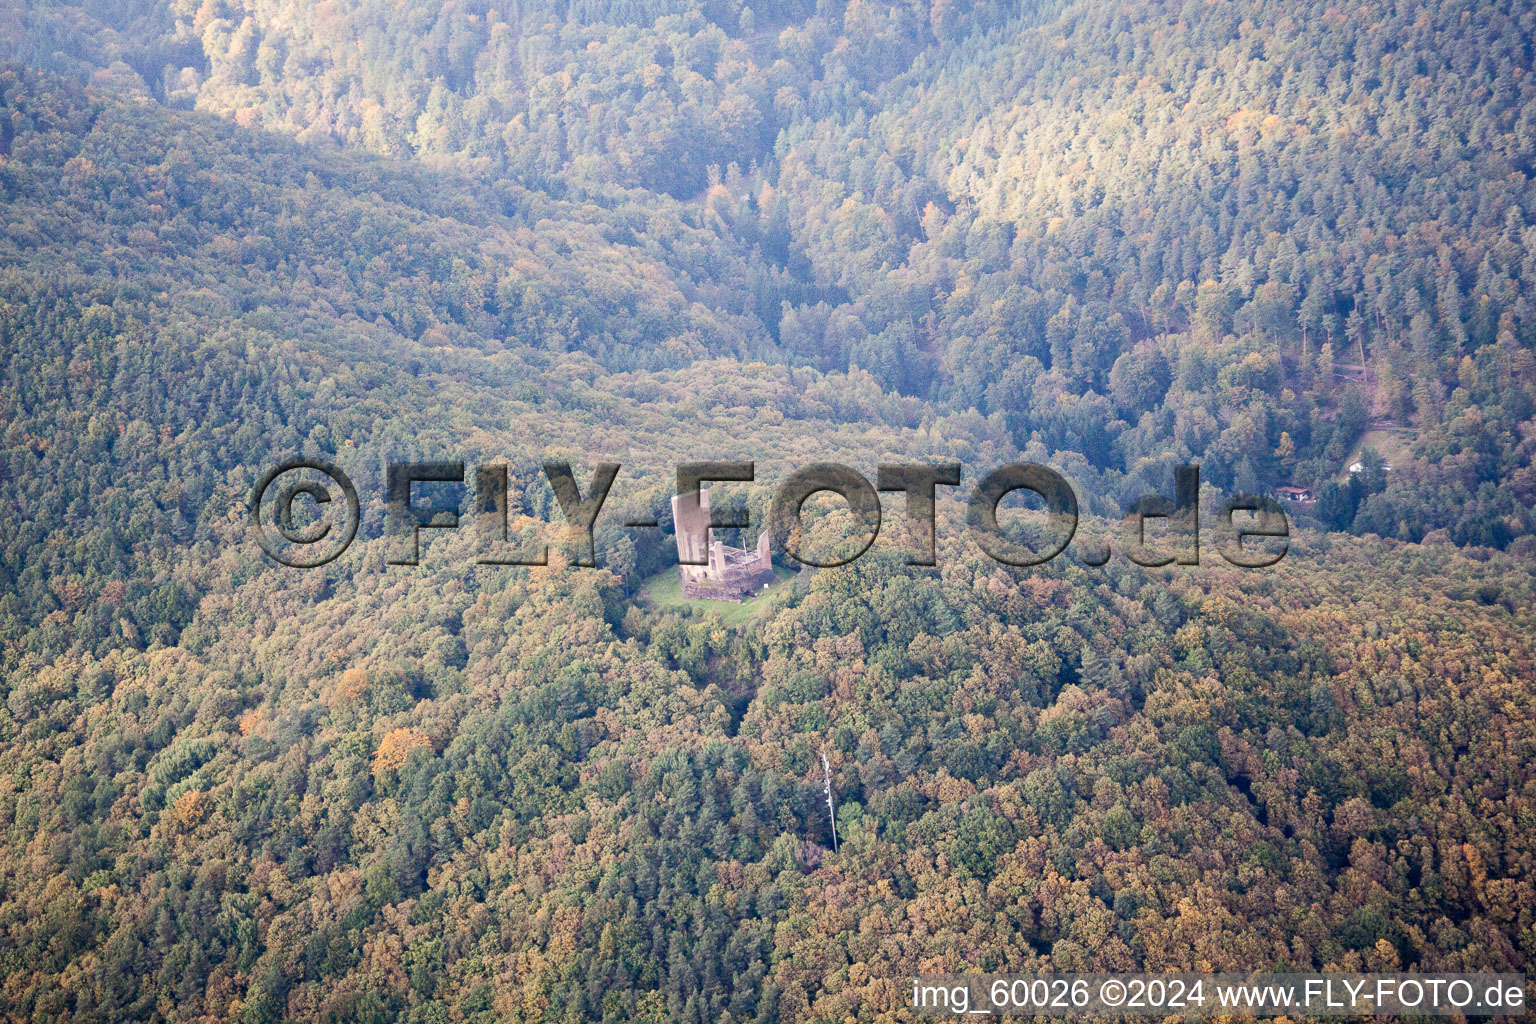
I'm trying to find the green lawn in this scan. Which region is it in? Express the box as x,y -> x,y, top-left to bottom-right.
632,565 -> 800,625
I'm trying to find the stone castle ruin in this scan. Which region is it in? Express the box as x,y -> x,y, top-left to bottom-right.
671,488 -> 773,601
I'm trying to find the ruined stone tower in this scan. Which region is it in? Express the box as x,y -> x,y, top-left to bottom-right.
670,488 -> 773,601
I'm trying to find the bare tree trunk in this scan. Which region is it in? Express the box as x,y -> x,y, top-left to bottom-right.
821,749 -> 838,853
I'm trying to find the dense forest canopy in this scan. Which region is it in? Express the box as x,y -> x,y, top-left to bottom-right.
0,0 -> 1534,1020
10,0 -> 1535,547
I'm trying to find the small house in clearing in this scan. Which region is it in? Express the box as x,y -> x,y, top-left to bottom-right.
1347,458 -> 1393,474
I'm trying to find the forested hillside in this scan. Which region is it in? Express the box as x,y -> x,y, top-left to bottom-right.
9,0 -> 1536,547
767,0 -> 1536,546
1,0 -> 1535,1020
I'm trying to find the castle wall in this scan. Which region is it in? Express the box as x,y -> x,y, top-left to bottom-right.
671,487 -> 774,601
